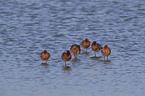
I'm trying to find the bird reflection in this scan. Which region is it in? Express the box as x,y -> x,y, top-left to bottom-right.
90,56 -> 101,60
103,60 -> 111,62
82,52 -> 90,55
62,65 -> 71,71
101,60 -> 111,64
71,58 -> 81,63
41,63 -> 49,66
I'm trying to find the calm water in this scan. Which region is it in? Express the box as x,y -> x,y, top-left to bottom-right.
0,0 -> 145,96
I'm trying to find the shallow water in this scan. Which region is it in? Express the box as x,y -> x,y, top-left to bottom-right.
0,0 -> 145,96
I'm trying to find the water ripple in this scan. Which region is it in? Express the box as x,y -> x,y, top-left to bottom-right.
0,0 -> 145,96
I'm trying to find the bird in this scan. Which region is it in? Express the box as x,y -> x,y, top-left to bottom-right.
40,50 -> 50,63
61,50 -> 71,66
101,45 -> 111,61
91,41 -> 102,57
70,44 -> 81,58
81,38 -> 90,52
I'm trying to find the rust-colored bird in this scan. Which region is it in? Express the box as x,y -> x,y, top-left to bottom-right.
91,41 -> 102,57
81,38 -> 90,52
70,44 -> 81,58
40,50 -> 50,63
101,45 -> 111,60
61,50 -> 71,66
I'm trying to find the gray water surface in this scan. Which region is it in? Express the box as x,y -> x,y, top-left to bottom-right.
0,0 -> 145,96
